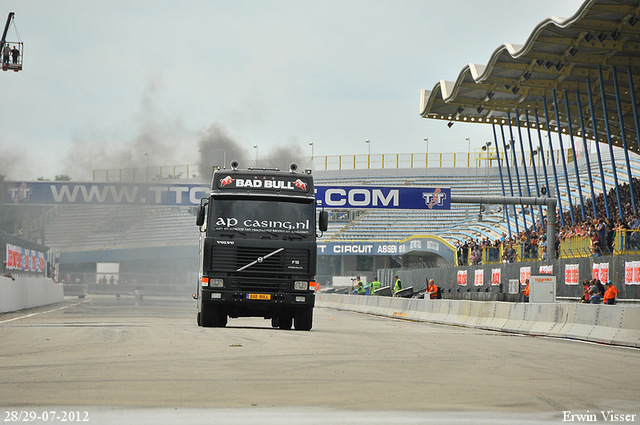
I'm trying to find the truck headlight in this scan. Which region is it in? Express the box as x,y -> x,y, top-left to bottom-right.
294,281 -> 308,290
210,278 -> 224,288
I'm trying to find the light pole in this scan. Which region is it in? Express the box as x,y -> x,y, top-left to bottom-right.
309,142 -> 314,160
424,137 -> 429,167
144,152 -> 149,181
465,137 -> 471,167
253,144 -> 258,167
365,139 -> 370,168
482,142 -> 492,194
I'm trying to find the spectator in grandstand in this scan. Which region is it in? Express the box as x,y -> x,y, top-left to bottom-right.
590,230 -> 601,256
580,280 -> 590,303
427,278 -> 438,300
603,280 -> 619,305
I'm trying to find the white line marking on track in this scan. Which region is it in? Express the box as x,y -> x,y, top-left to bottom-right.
0,301 -> 85,324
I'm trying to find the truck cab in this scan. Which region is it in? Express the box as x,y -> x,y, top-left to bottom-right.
195,161 -> 328,330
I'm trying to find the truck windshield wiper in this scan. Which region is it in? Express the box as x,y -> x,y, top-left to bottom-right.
236,247 -> 284,272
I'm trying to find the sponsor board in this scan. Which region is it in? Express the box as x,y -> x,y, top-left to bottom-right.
4,182 -> 451,210
3,181 -> 210,206
317,236 -> 455,264
315,186 -> 450,210
217,175 -> 310,192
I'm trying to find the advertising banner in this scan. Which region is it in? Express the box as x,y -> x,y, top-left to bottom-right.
565,264 -> 579,285
539,265 -> 553,274
5,244 -> 45,273
491,268 -> 501,286
625,261 -> 640,285
519,266 -> 531,284
315,186 -> 451,210
3,181 -> 210,206
317,236 -> 455,264
4,181 -> 451,210
474,269 -> 484,286
457,270 -> 467,286
593,262 -> 609,281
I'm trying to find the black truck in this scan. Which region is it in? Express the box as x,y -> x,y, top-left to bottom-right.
195,161 -> 328,330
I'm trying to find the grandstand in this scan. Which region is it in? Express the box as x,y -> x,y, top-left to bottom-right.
27,145 -> 638,281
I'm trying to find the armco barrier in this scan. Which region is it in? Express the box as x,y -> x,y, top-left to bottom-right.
316,294 -> 640,348
0,277 -> 64,313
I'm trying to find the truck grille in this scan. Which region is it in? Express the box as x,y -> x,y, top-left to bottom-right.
211,246 -> 309,274
228,275 -> 287,292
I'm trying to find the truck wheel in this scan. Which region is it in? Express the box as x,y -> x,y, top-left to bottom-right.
294,307 -> 313,331
201,305 -> 227,327
197,312 -> 202,326
278,314 -> 293,330
271,317 -> 279,328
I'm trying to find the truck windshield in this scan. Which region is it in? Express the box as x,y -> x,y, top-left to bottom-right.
210,198 -> 314,236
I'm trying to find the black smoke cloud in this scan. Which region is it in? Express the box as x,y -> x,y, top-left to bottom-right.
198,124 -> 248,182
62,77 -> 196,181
199,127 -> 309,181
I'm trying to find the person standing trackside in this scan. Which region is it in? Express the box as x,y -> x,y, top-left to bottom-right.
603,281 -> 619,305
356,276 -> 365,295
522,279 -> 530,303
393,274 -> 402,294
427,279 -> 438,300
371,276 -> 381,295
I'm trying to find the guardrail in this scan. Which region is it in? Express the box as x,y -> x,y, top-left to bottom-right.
317,294 -> 640,348
90,148 -> 571,181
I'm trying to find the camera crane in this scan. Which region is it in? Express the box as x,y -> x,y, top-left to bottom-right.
2,12 -> 23,72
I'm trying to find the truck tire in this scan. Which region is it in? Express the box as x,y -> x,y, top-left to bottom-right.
197,312 -> 202,326
271,317 -> 279,328
201,305 -> 227,328
278,314 -> 293,330
294,307 -> 313,331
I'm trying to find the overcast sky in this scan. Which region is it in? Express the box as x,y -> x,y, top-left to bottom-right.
0,0 -> 585,181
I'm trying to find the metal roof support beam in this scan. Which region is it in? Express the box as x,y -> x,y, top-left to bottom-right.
563,89 -> 587,222
612,66 -> 637,214
451,195 -> 557,261
628,66 -> 640,155
525,110 -> 546,223
534,110 -> 552,206
575,88 -> 599,219
552,89 -> 575,225
542,97 -> 565,227
598,65 -> 624,220
492,124 -> 511,239
499,124 -> 519,234
507,112 -> 527,229
586,76 -> 611,218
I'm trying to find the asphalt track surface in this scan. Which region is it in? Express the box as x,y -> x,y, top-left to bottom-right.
1,295 -> 639,425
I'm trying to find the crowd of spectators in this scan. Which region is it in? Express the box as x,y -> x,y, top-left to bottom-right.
455,177 -> 640,265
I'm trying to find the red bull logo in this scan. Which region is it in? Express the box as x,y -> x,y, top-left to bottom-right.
219,176 -> 234,187
294,179 -> 307,190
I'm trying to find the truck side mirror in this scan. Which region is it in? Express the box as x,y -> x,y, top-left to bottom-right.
319,210 -> 328,232
196,198 -> 207,226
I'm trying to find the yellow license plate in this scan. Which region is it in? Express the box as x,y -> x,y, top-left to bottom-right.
246,293 -> 271,300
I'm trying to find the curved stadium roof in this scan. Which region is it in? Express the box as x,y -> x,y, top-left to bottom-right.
420,0 -> 640,151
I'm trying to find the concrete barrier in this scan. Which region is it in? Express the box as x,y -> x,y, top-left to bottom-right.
0,277 -> 64,313
315,294 -> 640,348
